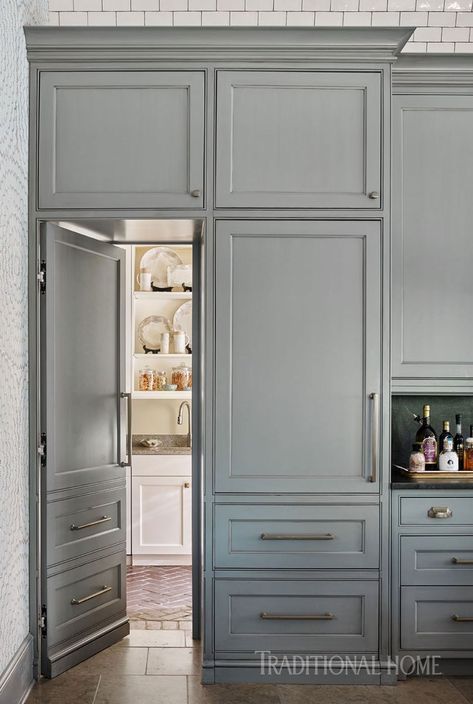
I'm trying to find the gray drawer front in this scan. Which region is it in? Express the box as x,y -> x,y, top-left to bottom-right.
47,485 -> 126,566
401,536 -> 473,586
401,586 -> 473,651
215,579 -> 378,653
46,551 -> 126,648
214,505 -> 379,569
399,497 -> 473,527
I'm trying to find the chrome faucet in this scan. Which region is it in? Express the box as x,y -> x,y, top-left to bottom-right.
177,401 -> 192,447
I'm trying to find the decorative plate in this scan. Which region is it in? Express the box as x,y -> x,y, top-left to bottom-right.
173,301 -> 192,347
138,315 -> 171,352
140,247 -> 183,289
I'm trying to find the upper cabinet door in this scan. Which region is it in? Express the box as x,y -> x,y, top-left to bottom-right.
392,95 -> 473,380
38,71 -> 205,209
215,71 -> 381,209
214,220 -> 382,494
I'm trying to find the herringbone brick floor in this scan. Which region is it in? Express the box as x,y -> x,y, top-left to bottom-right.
127,565 -> 192,628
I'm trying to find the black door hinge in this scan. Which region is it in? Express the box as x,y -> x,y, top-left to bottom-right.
38,432 -> 47,468
38,261 -> 46,294
40,606 -> 47,637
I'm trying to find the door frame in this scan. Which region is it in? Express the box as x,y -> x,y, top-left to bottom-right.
29,216 -> 206,678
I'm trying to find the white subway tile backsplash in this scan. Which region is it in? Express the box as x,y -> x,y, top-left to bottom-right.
442,25 -> 469,38
48,11 -> 60,23
49,0 -> 73,10
103,0 -> 130,10
315,9 -> 343,21
145,9 -> 173,21
360,0 -> 386,11
286,9 -> 316,21
388,0 -> 414,10
303,0 -> 330,9
342,10 -> 372,21
74,0 -> 101,10
400,9 -> 428,22
403,39 -> 428,48
428,10 -> 455,22
173,9 -> 202,20
202,9 -> 230,20
117,9 -> 145,21
445,0 -> 471,7
88,10 -> 117,21
217,0 -> 244,9
456,11 -> 473,23
455,40 -> 473,49
416,0 -> 443,10
258,10 -> 287,21
331,0 -> 358,11
59,10 -> 88,22
246,0 -> 273,10
413,24 -> 441,37
275,0 -> 302,11
131,0 -> 159,10
160,0 -> 186,10
190,0 -> 216,10
372,10 -> 399,22
230,9 -> 258,21
427,39 -> 454,47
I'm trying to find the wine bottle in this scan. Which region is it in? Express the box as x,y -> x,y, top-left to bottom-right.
438,420 -> 453,461
454,414 -> 465,471
464,425 -> 473,471
415,404 -> 438,469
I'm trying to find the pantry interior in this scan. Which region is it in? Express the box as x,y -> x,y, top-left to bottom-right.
56,218 -> 202,637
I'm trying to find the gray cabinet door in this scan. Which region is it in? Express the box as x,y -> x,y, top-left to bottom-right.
40,224 -> 128,677
38,71 -> 205,209
214,220 -> 382,493
392,95 -> 473,380
215,71 -> 381,209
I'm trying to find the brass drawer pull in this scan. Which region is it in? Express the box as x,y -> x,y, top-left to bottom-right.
260,533 -> 334,541
452,614 -> 473,622
428,506 -> 453,519
452,558 -> 473,565
260,612 -> 335,621
70,515 -> 111,531
71,585 -> 112,606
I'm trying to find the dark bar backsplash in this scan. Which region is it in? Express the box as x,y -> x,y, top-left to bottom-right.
391,396 -> 473,469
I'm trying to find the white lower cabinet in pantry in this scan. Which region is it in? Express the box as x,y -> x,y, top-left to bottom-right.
131,475 -> 192,565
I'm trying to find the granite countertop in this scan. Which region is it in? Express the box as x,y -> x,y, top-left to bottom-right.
132,434 -> 191,456
391,468 -> 473,490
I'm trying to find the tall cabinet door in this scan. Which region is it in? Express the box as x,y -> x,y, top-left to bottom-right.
214,220 -> 382,494
392,95 -> 473,381
38,71 -> 205,209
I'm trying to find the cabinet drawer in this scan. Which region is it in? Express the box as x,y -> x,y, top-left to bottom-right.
399,497 -> 473,527
216,70 -> 381,209
401,536 -> 473,586
214,505 -> 379,569
46,551 -> 126,648
46,485 -> 126,567
401,586 -> 473,651
215,579 -> 378,653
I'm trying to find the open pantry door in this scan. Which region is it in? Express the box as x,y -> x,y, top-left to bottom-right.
39,223 -> 129,678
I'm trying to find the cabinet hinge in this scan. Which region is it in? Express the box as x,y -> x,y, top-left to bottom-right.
37,261 -> 46,294
40,606 -> 47,637
37,433 -> 47,468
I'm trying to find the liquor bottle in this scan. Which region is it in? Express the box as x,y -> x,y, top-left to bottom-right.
454,414 -> 465,471
438,421 -> 453,461
415,405 -> 438,469
438,437 -> 459,471
464,425 -> 473,471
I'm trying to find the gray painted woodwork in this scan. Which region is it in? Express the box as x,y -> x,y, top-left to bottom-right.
216,71 -> 381,209
401,586 -> 473,651
0,637 -> 33,704
214,579 -> 379,653
392,94 -> 473,381
38,71 -> 205,210
399,496 -> 473,527
214,504 -> 379,569
401,535 -> 473,586
214,220 -> 381,493
40,224 -> 127,677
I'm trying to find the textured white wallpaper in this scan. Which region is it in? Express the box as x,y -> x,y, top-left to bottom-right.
0,0 -> 48,675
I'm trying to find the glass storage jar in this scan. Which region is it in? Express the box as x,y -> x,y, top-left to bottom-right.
138,367 -> 154,391
171,365 -> 191,391
152,370 -> 167,391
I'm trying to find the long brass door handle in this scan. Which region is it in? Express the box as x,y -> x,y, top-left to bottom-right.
369,392 -> 379,483
260,612 -> 334,621
71,585 -> 112,606
260,533 -> 334,541
70,515 -> 111,531
120,392 -> 132,467
452,558 -> 473,565
452,614 -> 473,622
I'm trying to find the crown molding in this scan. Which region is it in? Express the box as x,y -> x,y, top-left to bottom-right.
393,54 -> 473,93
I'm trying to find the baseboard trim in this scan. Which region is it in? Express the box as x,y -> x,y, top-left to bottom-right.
0,636 -> 34,704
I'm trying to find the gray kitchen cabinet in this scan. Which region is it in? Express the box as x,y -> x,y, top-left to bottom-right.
391,92 -> 473,382
214,219 -> 382,494
215,70 -> 381,209
38,71 -> 205,209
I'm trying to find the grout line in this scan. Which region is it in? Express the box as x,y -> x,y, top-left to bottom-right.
91,674 -> 101,704
447,679 -> 472,704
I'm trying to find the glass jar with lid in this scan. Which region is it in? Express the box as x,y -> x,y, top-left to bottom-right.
171,365 -> 191,391
139,367 -> 154,391
152,370 -> 167,391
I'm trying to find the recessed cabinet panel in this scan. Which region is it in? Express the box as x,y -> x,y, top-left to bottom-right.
214,220 -> 381,493
216,71 -> 381,209
38,71 -> 205,209
392,95 -> 473,380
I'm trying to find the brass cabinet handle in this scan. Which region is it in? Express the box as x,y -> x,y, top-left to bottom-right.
452,614 -> 473,622
190,189 -> 201,198
260,533 -> 334,541
368,191 -> 380,200
120,392 -> 132,468
184,482 -> 190,488
260,612 -> 335,621
452,557 -> 473,565
428,506 -> 453,519
71,585 -> 112,606
70,515 -> 111,531
369,392 -> 379,483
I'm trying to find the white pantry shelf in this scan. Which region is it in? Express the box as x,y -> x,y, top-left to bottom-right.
134,291 -> 192,300
134,353 -> 192,359
132,391 -> 192,400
